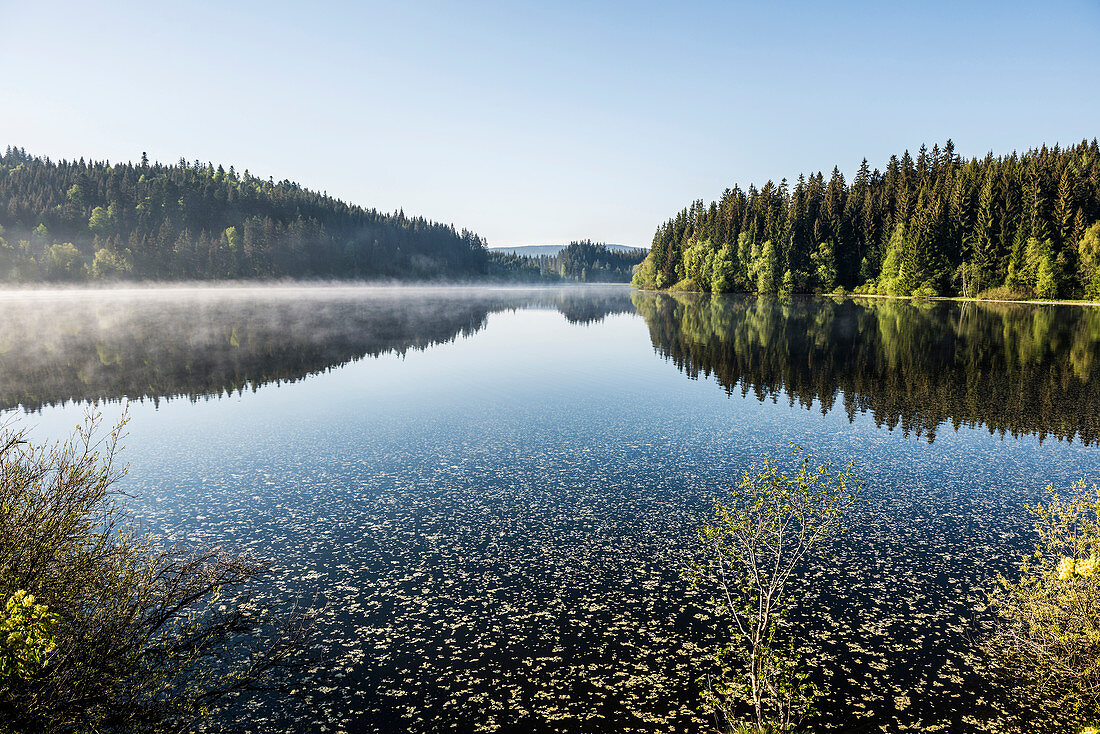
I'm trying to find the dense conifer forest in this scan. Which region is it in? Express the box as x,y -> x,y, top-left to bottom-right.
634,140 -> 1100,301
488,240 -> 646,282
0,148 -> 489,281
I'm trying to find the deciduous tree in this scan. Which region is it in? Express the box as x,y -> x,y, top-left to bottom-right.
685,446 -> 862,733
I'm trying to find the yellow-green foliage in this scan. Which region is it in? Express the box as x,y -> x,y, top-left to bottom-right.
1079,223 -> 1100,299
682,239 -> 714,290
0,590 -> 58,693
0,412 -> 315,731
983,479 -> 1100,722
89,246 -> 133,279
749,240 -> 779,295
631,254 -> 659,289
1059,556 -> 1100,581
875,223 -> 907,296
711,245 -> 740,293
669,277 -> 702,292
43,242 -> 86,280
686,446 -> 861,733
810,241 -> 836,293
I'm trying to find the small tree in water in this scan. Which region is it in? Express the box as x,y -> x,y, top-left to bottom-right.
685,446 -> 862,733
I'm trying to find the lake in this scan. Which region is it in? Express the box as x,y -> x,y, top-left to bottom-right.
3,284 -> 1098,732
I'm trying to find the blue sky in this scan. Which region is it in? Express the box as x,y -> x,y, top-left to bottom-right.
1,0 -> 1098,247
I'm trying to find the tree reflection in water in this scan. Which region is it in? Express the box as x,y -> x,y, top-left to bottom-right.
633,292 -> 1100,445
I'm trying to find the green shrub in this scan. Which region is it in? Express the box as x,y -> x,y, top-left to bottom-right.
0,591 -> 58,694
711,246 -> 740,293
981,479 -> 1100,727
630,260 -> 652,289
0,412 -> 317,732
43,242 -> 86,281
669,277 -> 703,292
852,281 -> 875,295
974,285 -> 1035,301
89,247 -> 133,279
911,282 -> 939,299
1079,223 -> 1100,301
1036,255 -> 1059,299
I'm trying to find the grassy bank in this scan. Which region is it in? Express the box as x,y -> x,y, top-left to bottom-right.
632,284 -> 1100,308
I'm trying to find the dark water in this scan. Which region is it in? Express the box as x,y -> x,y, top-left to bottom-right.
3,285 -> 1098,732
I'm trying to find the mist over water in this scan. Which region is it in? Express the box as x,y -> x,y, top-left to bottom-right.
0,284 -> 635,412
3,284 -> 1097,732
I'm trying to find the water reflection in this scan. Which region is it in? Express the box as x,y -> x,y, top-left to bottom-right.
0,286 -> 635,411
633,292 -> 1100,444
5,288 -> 1094,447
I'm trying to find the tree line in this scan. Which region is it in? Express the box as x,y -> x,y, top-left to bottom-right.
488,240 -> 646,282
0,147 -> 489,281
634,139 -> 1100,301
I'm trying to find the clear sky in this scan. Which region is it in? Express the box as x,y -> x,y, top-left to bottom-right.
1,0 -> 1098,247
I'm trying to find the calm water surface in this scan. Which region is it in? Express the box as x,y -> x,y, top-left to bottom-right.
3,285 -> 1098,733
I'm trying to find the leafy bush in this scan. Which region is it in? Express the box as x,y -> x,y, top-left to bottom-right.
749,240 -> 779,295
875,224 -> 906,296
670,277 -> 703,292
973,285 -> 1035,301
810,242 -> 836,293
0,591 -> 58,694
0,411 -> 317,733
43,242 -> 86,281
711,246 -> 741,293
90,247 -> 133,279
778,270 -> 796,297
911,282 -> 939,299
981,479 -> 1100,726
1036,255 -> 1059,299
1079,223 -> 1100,299
851,281 -> 875,295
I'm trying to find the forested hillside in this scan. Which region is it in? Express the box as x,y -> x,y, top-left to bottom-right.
0,148 -> 488,281
488,240 -> 645,282
634,139 -> 1100,300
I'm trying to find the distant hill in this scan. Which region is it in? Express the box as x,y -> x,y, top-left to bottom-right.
489,244 -> 647,257
487,240 -> 647,283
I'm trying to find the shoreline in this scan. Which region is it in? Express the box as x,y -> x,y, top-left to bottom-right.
0,280 -> 633,297
633,286 -> 1100,308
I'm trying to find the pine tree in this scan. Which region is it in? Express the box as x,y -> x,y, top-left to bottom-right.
1027,165 -> 1051,243
1055,166 -> 1077,250
973,170 -> 999,282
